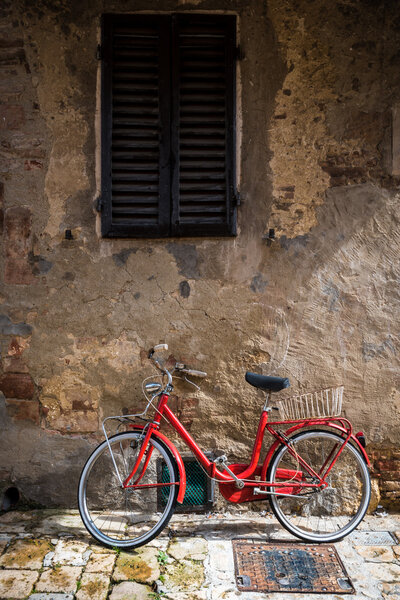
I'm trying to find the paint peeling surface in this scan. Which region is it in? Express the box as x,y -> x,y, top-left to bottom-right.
0,0 -> 399,508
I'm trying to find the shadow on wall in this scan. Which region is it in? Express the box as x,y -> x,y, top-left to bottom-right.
0,396 -> 94,508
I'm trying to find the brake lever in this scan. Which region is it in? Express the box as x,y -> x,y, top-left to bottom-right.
183,375 -> 201,391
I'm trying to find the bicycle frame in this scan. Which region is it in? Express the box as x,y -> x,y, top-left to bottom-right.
122,389 -> 370,504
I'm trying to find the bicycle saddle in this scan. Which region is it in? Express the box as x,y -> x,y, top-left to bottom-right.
245,372 -> 290,392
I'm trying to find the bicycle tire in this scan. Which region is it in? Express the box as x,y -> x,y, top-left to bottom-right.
267,429 -> 371,543
78,431 -> 179,549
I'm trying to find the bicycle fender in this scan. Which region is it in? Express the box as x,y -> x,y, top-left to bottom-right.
129,425 -> 186,503
350,434 -> 370,465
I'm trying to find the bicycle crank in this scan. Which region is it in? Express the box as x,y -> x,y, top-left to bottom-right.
214,455 -> 245,489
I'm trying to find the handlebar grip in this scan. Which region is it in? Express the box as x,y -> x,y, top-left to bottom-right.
154,343 -> 168,352
149,343 -> 168,358
186,369 -> 207,378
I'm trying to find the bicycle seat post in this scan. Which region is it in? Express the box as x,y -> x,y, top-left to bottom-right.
263,391 -> 271,412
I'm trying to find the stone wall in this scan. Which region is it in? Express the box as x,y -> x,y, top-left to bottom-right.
1,0 -> 400,508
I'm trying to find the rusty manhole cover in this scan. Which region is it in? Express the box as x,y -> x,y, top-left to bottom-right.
232,539 -> 354,594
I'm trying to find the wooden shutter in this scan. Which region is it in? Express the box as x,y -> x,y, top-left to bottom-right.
101,15 -> 171,237
101,14 -> 236,238
171,15 -> 236,237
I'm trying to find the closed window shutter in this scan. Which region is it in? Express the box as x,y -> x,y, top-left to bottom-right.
101,15 -> 171,237
171,15 -> 236,236
101,14 -> 236,238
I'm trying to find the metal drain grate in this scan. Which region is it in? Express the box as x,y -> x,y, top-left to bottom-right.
349,531 -> 396,545
232,539 -> 354,594
157,455 -> 215,513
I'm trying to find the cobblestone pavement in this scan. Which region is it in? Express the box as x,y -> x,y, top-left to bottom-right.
0,509 -> 399,599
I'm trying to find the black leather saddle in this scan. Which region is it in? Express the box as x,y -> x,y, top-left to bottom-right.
245,372 -> 290,392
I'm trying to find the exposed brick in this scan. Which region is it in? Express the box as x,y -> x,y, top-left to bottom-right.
0,47 -> 26,66
4,257 -> 35,284
1,133 -> 45,158
0,35 -> 24,49
0,181 -> 3,235
0,372 -> 34,399
24,160 -> 43,170
381,481 -> 400,491
0,78 -> 24,100
385,490 -> 400,498
321,165 -> 366,178
5,399 -> 39,424
4,206 -> 31,257
383,471 -> 400,481
8,337 -> 29,356
0,104 -> 25,130
343,111 -> 385,146
3,355 -> 29,373
374,459 -> 399,471
167,395 -> 199,431
4,206 -> 34,284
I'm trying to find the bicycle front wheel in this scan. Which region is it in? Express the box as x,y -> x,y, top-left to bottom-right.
268,429 -> 371,543
78,431 -> 179,549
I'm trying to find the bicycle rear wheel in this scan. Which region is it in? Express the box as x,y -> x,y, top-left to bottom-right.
268,429 -> 371,543
78,431 -> 179,549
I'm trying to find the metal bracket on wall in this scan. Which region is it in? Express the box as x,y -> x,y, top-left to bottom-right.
263,228 -> 276,246
235,45 -> 245,61
94,197 -> 103,212
230,186 -> 241,206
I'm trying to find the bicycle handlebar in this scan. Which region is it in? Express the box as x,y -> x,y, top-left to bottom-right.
148,344 -> 207,382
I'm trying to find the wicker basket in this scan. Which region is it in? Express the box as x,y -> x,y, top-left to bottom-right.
277,385 -> 344,421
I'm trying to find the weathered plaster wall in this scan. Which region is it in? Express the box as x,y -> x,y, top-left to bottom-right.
1,0 -> 400,507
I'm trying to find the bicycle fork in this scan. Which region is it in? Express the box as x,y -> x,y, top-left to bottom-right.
119,426 -> 179,496
122,425 -> 154,488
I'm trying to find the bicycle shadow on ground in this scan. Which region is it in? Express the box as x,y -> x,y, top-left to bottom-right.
0,509 -> 294,545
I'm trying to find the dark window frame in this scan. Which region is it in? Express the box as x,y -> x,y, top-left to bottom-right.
100,13 -> 237,238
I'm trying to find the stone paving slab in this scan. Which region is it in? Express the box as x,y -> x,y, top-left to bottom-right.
112,547 -> 160,584
35,567 -> 83,594
0,569 -> 38,599
0,510 -> 399,599
108,581 -> 152,600
84,552 -> 115,573
0,539 -> 53,570
163,558 -> 205,594
51,540 -> 90,568
29,595 -> 74,600
169,537 -> 208,561
75,573 -> 110,600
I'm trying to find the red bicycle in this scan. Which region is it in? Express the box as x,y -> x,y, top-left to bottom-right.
78,344 -> 371,549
